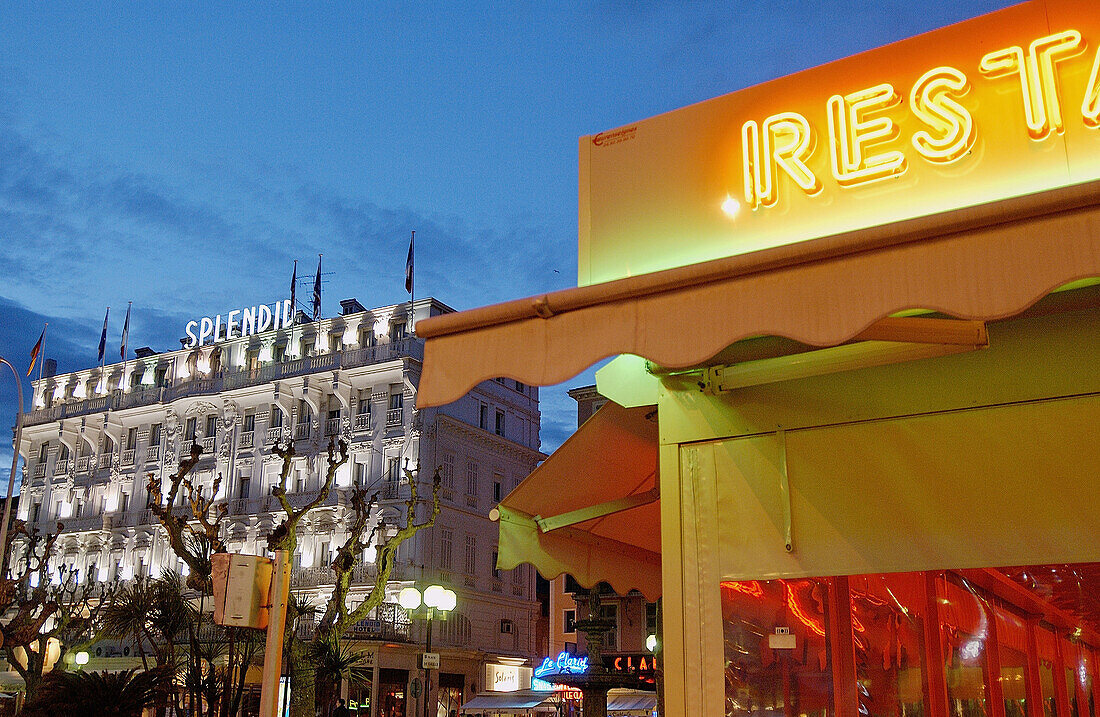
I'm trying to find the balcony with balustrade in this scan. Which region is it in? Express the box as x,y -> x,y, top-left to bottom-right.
24,337 -> 424,427
121,449 -> 135,467
386,408 -> 403,429
239,431 -> 254,449
265,427 -> 283,444
75,456 -> 92,473
32,463 -> 46,479
294,422 -> 311,440
97,453 -> 113,470
146,445 -> 160,463
325,417 -> 341,436
201,436 -> 215,453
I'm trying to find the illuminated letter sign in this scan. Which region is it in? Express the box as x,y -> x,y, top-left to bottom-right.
827,84 -> 907,187
909,67 -> 975,164
579,0 -> 1100,286
979,30 -> 1084,140
184,299 -> 292,348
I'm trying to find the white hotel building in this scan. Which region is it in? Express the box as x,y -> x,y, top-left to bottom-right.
15,296 -> 544,715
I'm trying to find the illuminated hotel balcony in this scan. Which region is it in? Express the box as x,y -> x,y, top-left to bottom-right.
23,337 -> 424,427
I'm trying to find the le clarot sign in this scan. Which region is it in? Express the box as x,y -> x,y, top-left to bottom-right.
184,300 -> 293,349
578,0 -> 1100,286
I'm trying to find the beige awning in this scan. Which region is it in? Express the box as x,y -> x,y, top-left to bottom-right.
416,179 -> 1100,408
490,401 -> 661,600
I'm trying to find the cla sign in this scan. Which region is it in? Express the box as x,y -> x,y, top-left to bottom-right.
743,29 -> 1100,209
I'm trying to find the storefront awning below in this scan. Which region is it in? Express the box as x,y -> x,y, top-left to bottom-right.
607,690 -> 658,715
415,180 -> 1100,408
491,401 -> 661,600
459,691 -> 555,713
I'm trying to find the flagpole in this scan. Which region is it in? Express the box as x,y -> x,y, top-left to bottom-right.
37,323 -> 47,385
408,231 -> 415,334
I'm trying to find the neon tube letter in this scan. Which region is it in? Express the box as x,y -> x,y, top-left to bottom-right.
827,83 -> 907,187
741,112 -> 821,210
980,30 -> 1084,140
910,67 -> 976,164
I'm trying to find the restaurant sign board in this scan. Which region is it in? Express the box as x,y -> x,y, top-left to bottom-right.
579,0 -> 1100,285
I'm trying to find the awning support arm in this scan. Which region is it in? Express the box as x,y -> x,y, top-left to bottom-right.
654,317 -> 988,395
527,480 -> 660,534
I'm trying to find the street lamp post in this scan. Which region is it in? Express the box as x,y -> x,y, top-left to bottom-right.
0,356 -> 24,574
398,584 -> 457,717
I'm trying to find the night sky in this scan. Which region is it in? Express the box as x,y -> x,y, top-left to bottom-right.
0,0 -> 1018,489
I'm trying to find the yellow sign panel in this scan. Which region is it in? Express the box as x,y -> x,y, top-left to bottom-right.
578,0 -> 1100,286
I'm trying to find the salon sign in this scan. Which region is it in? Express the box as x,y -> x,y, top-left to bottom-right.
579,0 -> 1100,285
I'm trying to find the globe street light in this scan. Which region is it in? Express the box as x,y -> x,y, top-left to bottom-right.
398,584 -> 457,717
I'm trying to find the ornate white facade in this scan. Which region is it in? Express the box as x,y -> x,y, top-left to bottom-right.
16,296 -> 544,709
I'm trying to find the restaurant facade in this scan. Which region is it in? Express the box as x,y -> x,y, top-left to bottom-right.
413,1 -> 1100,715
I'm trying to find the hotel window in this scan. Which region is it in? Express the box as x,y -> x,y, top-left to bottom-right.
355,462 -> 368,487
319,541 -> 331,568
273,344 -> 286,363
126,427 -> 137,451
564,609 -> 576,634
390,321 -> 407,341
299,337 -> 313,357
329,333 -> 342,353
359,327 -> 375,346
38,442 -> 49,462
479,404 -> 489,430
270,407 -> 283,427
466,460 -> 478,496
357,390 -> 371,415
154,366 -> 167,387
389,391 -> 403,410
514,380 -> 526,393
297,399 -> 310,422
387,457 -> 401,482
440,529 -> 453,570
205,415 -> 217,437
442,453 -> 455,489
120,492 -> 130,513
492,550 -> 501,579
150,423 -> 162,446
31,503 -> 41,524
243,413 -> 255,433
185,418 -> 197,441
464,535 -> 477,576
60,444 -> 69,460
493,477 -> 502,502
238,477 -> 250,500
129,369 -> 142,389
495,410 -> 505,436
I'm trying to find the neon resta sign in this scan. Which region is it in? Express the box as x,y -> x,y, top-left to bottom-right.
742,29 -> 1100,209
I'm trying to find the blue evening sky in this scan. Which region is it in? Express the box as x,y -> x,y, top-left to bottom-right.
0,0 -> 1018,489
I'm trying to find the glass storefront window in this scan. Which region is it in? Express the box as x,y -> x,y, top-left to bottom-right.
721,577 -> 833,717
721,565 -> 1100,717
850,572 -> 928,717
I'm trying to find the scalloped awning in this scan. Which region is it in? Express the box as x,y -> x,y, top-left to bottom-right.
416,180 -> 1100,409
490,401 -> 661,600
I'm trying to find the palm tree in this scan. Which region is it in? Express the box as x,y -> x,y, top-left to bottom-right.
101,578 -> 154,670
20,667 -> 173,717
309,638 -> 374,716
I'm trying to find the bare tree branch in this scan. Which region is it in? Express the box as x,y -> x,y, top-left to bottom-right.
267,437 -> 348,554
145,442 -> 224,591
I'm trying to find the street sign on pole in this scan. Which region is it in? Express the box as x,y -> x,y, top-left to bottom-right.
421,652 -> 440,670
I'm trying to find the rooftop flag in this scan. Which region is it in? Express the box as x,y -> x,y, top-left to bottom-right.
97,307 -> 110,364
313,254 -> 322,321
120,302 -> 131,361
27,325 -> 46,377
290,260 -> 297,320
405,231 -> 415,295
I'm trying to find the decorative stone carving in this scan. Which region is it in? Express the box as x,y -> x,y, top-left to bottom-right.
185,401 -> 218,417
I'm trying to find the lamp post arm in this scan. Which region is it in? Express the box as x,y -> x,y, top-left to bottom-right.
0,356 -> 24,576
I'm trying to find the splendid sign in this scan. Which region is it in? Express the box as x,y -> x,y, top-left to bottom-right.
578,0 -> 1100,286
184,299 -> 293,348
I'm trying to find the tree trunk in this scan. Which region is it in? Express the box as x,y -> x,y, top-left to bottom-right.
288,640 -> 316,717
